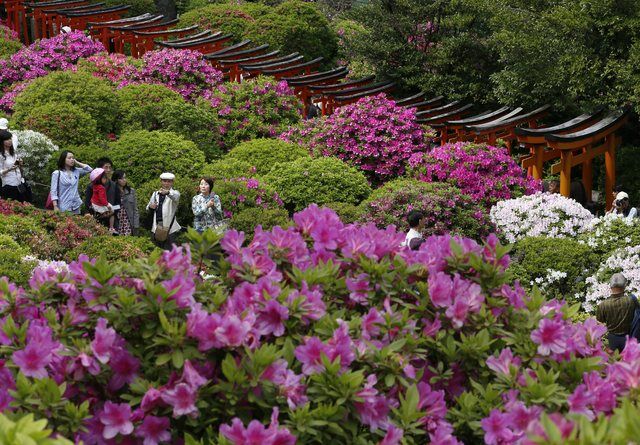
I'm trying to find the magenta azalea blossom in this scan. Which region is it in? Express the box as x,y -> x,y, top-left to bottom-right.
100,401 -> 134,439
11,322 -> 56,379
486,348 -> 521,376
135,416 -> 171,445
91,317 -> 116,364
531,318 -> 567,356
161,383 -> 198,417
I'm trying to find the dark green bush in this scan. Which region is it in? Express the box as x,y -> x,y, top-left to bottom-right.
20,101 -> 99,147
116,84 -> 184,132
230,207 -> 291,241
324,201 -> 363,224
0,36 -> 22,60
178,2 -> 270,37
202,158 -> 256,181
108,130 -> 205,186
227,138 -> 309,175
509,236 -> 600,302
358,178 -> 491,239
13,70 -> 118,134
264,156 -> 371,211
0,235 -> 34,286
64,235 -> 158,263
246,0 -> 339,65
136,175 -> 199,231
104,0 -> 156,16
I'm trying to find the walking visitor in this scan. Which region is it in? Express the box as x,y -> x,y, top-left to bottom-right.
50,151 -> 92,213
146,172 -> 180,249
0,130 -> 29,202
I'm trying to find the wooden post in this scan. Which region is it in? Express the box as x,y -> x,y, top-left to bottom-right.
604,135 -> 616,211
559,150 -> 572,197
532,146 -> 544,180
583,156 -> 593,202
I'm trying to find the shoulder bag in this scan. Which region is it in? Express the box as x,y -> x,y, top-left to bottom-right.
45,170 -> 60,210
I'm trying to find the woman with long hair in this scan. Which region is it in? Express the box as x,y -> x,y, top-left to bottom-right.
50,150 -> 92,213
0,130 -> 28,202
112,170 -> 139,236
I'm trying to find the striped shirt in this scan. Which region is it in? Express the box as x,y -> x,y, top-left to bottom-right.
596,293 -> 635,335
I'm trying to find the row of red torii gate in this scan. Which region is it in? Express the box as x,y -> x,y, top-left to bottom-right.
0,0 -> 631,210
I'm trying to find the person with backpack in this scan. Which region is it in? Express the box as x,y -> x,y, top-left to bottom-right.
596,273 -> 640,352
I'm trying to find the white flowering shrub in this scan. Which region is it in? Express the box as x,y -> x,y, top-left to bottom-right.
583,245 -> 640,312
490,192 -> 594,243
578,213 -> 640,257
13,129 -> 59,185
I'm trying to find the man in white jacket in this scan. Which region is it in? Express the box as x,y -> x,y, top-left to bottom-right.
146,172 -> 181,249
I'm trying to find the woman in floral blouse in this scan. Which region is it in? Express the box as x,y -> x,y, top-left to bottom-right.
192,177 -> 224,233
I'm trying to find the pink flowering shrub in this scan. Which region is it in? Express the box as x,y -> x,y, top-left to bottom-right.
215,177 -> 284,219
0,31 -> 104,90
409,142 -> 542,208
0,204 -> 629,444
282,94 -> 432,184
359,178 -> 492,239
209,76 -> 302,150
77,52 -> 141,87
138,48 -> 223,101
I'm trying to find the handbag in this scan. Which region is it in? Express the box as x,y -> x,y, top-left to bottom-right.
45,170 -> 60,210
154,212 -> 176,242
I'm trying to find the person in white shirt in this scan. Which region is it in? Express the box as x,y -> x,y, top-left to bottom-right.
608,191 -> 637,220
146,172 -> 181,249
403,210 -> 425,249
0,118 -> 18,151
0,130 -> 28,202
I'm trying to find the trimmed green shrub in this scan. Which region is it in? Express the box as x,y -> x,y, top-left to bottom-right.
577,216 -> 640,258
509,236 -> 599,302
264,156 -> 371,211
104,0 -> 156,16
178,2 -> 270,37
0,36 -> 22,60
158,100 -> 222,161
108,130 -> 205,186
0,234 -> 34,286
214,177 -> 283,217
202,158 -> 256,181
227,138 -> 309,176
20,101 -> 98,147
116,83 -> 184,132
324,201 -> 363,224
230,207 -> 291,241
64,235 -> 158,263
246,1 -> 339,65
208,76 -> 301,150
359,178 -> 492,239
12,70 -> 118,134
136,175 -> 199,231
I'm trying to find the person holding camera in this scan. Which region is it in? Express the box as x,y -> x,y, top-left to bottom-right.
0,130 -> 29,202
146,172 -> 181,249
608,191 -> 637,220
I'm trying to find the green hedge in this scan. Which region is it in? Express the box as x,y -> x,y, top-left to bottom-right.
64,235 -> 158,263
324,201 -> 363,224
202,158 -> 256,181
0,36 -> 22,60
116,84 -> 184,132
12,71 -> 118,134
509,236 -> 600,302
0,234 -> 34,286
227,138 -> 309,176
21,101 -> 98,147
108,130 -> 205,187
178,2 -> 270,37
230,207 -> 291,241
264,156 -> 371,211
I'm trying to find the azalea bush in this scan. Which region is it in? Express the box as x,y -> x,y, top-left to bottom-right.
209,76 -> 302,151
409,142 -> 541,208
138,49 -> 223,101
578,214 -> 640,258
13,129 -> 59,186
202,158 -> 257,181
116,83 -> 185,131
64,236 -> 158,263
283,94 -> 430,184
178,2 -> 270,37
108,130 -> 205,186
583,245 -> 640,313
508,236 -> 599,302
229,207 -> 291,241
0,204 -> 630,444
490,193 -> 594,243
0,234 -> 35,285
214,177 -> 284,219
12,70 -> 118,134
0,31 -> 104,90
77,52 -> 140,88
359,178 -> 492,240
226,138 -> 310,176
19,101 -> 99,147
0,32 -> 22,61
263,156 -> 371,211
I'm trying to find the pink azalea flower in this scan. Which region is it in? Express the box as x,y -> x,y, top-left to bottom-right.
11,322 -> 56,379
135,416 -> 171,445
481,409 -> 514,445
91,318 -> 116,364
428,272 -> 453,308
161,383 -> 198,417
486,348 -> 521,377
379,424 -> 403,445
256,300 -> 289,337
295,337 -> 330,375
100,402 -> 134,439
530,318 -> 567,356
